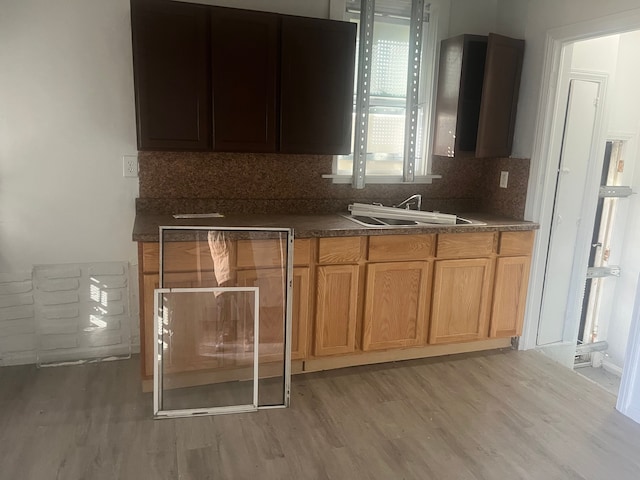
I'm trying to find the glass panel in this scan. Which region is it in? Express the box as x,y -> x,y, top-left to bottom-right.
236,261 -> 287,406
33,262 -> 132,367
370,21 -> 409,99
367,17 -> 410,177
366,106 -> 406,176
156,289 -> 257,413
156,227 -> 292,416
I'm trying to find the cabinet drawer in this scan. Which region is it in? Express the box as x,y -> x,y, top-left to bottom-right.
141,242 -> 215,274
368,234 -> 435,262
499,231 -> 534,256
318,237 -> 363,264
237,238 -> 310,268
436,233 -> 496,258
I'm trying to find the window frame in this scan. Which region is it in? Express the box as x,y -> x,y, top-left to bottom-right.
325,0 -> 442,187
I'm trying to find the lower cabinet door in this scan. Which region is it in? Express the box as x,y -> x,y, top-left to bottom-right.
235,268 -> 285,365
490,256 -> 531,338
142,272 -> 220,378
236,267 -> 309,361
429,258 -> 493,344
362,261 -> 431,351
314,264 -> 359,356
291,267 -> 310,360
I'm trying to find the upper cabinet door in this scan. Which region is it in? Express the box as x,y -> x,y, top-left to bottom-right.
211,8 -> 278,152
280,16 -> 356,155
475,34 -> 525,158
432,33 -> 523,158
130,0 -> 211,151
432,35 -> 487,157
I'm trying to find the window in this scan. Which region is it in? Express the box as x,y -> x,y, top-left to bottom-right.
329,0 -> 439,187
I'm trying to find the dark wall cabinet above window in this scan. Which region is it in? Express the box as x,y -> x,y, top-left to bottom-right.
130,0 -> 357,154
433,33 -> 524,158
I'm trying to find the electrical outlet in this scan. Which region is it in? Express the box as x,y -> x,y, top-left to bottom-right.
500,171 -> 509,189
123,155 -> 138,177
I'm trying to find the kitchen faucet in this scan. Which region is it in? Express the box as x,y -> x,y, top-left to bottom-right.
395,194 -> 422,211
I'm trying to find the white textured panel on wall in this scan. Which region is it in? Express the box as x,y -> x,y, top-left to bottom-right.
33,262 -> 132,366
0,273 -> 36,366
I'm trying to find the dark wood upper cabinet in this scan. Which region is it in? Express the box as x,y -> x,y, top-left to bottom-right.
130,1 -> 356,154
210,8 -> 278,152
433,33 -> 524,158
280,16 -> 357,155
476,34 -> 525,158
130,0 -> 211,151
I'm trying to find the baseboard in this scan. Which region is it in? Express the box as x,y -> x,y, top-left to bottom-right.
602,358 -> 624,377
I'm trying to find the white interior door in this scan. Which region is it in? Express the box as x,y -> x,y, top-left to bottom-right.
536,77 -> 604,366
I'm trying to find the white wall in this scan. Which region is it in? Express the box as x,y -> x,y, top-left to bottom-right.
495,0 -> 528,38
449,0 -> 497,36
448,0 -> 528,37
513,0 -> 640,160
601,31 -> 640,368
570,34 -> 620,74
0,0 -> 139,273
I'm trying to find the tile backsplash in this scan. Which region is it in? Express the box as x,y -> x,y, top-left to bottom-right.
137,151 -> 529,219
479,156 -> 530,220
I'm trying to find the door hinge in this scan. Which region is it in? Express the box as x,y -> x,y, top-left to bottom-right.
586,266 -> 621,278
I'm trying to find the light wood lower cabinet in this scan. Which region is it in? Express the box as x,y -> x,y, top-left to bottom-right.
429,258 -> 493,344
142,271 -> 222,378
314,264 -> 359,356
142,267 -> 309,379
236,268 -> 285,364
139,239 -> 312,379
291,268 -> 310,360
490,256 -> 531,337
138,230 -> 535,381
236,267 -> 310,361
363,261 -> 431,351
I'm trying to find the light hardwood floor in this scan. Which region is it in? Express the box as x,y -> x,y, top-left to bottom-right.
1,349 -> 640,479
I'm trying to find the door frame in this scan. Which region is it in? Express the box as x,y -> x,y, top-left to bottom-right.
522,9 -> 640,352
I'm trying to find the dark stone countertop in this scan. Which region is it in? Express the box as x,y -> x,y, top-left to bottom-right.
133,212 -> 538,242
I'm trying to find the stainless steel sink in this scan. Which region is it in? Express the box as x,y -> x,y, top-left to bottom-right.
342,214 -> 486,228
